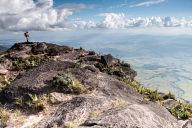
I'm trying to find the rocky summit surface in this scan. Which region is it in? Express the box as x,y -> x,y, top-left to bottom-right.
0,42 -> 190,128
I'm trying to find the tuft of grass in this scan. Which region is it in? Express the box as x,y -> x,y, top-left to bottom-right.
14,94 -> 45,111
26,93 -> 45,111
13,109 -> 22,117
112,99 -> 126,108
64,121 -> 81,128
0,108 -> 9,127
169,103 -> 192,120
48,95 -> 59,105
90,111 -> 101,118
14,97 -> 23,106
137,87 -> 163,102
119,78 -> 164,102
52,73 -> 86,94
0,75 -> 10,92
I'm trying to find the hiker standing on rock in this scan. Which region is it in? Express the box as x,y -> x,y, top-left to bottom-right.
24,32 -> 30,43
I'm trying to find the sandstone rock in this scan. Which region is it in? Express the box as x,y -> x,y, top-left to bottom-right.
178,120 -> 192,128
32,43 -> 48,54
7,51 -> 30,59
101,54 -> 118,67
82,65 -> 100,73
47,44 -> 72,56
50,92 -> 74,103
88,51 -> 96,55
80,55 -> 100,62
0,65 -> 8,75
9,43 -> 32,51
81,104 -> 178,128
0,58 -> 12,69
0,61 -> 77,103
163,99 -> 179,109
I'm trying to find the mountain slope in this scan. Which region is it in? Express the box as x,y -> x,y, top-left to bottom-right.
0,42 -> 188,128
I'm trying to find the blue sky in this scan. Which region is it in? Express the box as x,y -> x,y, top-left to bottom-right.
55,0 -> 192,18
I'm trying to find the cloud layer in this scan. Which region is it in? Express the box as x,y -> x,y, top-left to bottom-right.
98,13 -> 192,29
0,1 -> 192,31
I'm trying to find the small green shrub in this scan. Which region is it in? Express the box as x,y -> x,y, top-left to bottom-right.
14,94 -> 45,111
0,75 -> 10,91
26,93 -> 45,110
120,61 -> 130,68
136,86 -> 163,102
52,73 -> 86,94
169,103 -> 191,120
149,90 -> 163,102
119,78 -> 163,102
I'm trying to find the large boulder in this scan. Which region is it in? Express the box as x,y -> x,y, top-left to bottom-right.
0,61 -> 77,103
32,43 -> 48,54
47,44 -> 73,56
101,54 -> 118,67
178,120 -> 192,128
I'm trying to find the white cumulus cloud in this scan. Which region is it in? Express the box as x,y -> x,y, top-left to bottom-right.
0,0 -> 89,31
97,13 -> 192,29
98,13 -> 126,29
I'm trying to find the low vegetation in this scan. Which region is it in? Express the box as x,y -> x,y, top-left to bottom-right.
0,108 -> 9,127
12,55 -> 53,71
119,77 -> 164,102
14,93 -> 45,111
52,73 -> 86,94
90,111 -> 101,118
169,103 -> 192,120
64,121 -> 81,128
119,61 -> 130,68
0,75 -> 10,91
26,93 -> 45,111
112,99 -> 126,108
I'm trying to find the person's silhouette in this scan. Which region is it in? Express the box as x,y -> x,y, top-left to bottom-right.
24,32 -> 29,43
